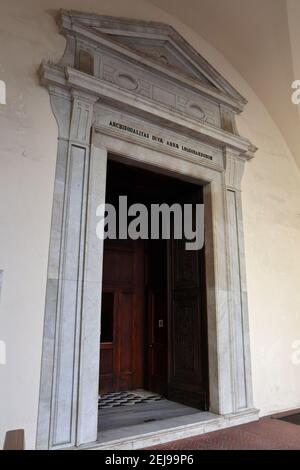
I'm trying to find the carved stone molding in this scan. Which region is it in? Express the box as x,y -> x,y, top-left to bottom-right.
41,62 -> 254,157
224,145 -> 257,191
37,11 -> 258,450
225,150 -> 246,191
69,91 -> 98,144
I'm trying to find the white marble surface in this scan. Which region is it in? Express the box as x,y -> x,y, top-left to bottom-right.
0,270 -> 3,304
37,12 -> 257,450
98,399 -> 200,433
78,408 -> 259,450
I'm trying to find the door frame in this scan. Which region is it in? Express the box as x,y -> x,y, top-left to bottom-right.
93,133 -> 227,414
37,126 -> 257,448
36,12 -> 258,449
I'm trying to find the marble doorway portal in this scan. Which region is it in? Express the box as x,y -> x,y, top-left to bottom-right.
36,11 -> 258,449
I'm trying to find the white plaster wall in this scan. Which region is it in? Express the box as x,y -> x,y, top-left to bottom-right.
238,94 -> 300,417
0,0 -> 300,449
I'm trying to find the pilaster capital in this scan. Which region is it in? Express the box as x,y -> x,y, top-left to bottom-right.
224,148 -> 247,191
70,90 -> 98,145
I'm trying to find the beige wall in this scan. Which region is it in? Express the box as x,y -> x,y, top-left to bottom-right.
1,0 -> 300,449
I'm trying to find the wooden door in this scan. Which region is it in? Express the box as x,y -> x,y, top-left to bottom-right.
146,240 -> 168,395
168,189 -> 209,410
99,239 -> 144,394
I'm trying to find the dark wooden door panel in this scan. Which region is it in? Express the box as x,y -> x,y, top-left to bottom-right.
118,290 -> 134,390
146,240 -> 168,396
99,289 -> 117,392
168,189 -> 209,410
99,240 -> 144,394
99,343 -> 115,392
147,290 -> 168,395
172,295 -> 201,379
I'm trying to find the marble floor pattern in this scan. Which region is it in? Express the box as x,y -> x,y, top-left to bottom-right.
98,390 -> 163,409
97,393 -> 206,442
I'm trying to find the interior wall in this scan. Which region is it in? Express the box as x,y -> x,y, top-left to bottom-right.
1,0 -> 300,449
148,0 -> 300,173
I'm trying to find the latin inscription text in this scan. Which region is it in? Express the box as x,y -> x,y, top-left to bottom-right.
109,121 -> 213,161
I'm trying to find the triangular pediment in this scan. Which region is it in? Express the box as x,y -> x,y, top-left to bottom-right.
59,11 -> 247,109
100,35 -> 216,88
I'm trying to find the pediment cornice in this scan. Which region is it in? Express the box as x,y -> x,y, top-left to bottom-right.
57,10 -> 247,113
40,10 -> 257,160
40,62 -> 256,159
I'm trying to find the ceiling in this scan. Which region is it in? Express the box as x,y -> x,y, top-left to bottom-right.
148,0 -> 300,169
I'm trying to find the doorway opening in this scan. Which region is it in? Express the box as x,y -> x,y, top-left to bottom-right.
98,157 -> 209,434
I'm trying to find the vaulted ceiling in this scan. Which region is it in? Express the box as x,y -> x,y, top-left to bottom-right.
149,0 -> 300,169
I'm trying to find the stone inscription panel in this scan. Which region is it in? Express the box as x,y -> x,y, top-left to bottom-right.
94,105 -> 224,170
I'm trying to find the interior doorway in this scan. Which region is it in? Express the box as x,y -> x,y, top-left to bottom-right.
99,157 -> 209,412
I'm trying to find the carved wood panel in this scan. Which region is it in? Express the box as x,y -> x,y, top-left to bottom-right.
168,189 -> 209,410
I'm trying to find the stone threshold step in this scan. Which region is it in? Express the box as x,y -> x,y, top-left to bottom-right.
75,408 -> 259,451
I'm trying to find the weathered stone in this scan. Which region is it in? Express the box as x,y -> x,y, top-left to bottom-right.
37,11 -> 258,450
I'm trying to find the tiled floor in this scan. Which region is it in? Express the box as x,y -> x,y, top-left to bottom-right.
99,390 -> 163,409
148,416 -> 300,450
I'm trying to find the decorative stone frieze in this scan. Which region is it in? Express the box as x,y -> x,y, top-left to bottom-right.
37,11 -> 258,450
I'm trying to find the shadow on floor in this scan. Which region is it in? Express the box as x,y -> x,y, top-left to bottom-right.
98,398 -> 199,432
